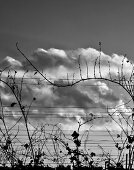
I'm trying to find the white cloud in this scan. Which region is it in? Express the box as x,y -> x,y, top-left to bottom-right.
36,48 -> 48,53
36,48 -> 67,58
1,92 -> 14,101
113,99 -> 132,116
108,100 -> 129,116
79,47 -> 110,61
48,48 -> 67,58
95,81 -> 111,95
5,56 -> 22,67
1,46 -> 133,135
59,121 -> 88,132
0,82 -> 5,88
30,46 -> 134,85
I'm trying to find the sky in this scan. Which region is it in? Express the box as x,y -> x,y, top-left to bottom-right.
0,0 -> 134,167
1,0 -> 134,58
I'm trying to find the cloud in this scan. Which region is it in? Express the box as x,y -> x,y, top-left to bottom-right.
108,99 -> 132,116
95,81 -> 111,95
4,56 -> 22,67
0,46 -> 133,134
28,47 -> 72,71
0,91 -> 14,101
77,47 -> 110,62
83,80 -> 119,106
36,48 -> 67,58
29,46 -> 133,81
47,48 -> 67,58
54,84 -> 93,108
0,82 -> 5,88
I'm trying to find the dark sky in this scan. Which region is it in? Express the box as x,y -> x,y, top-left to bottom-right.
0,0 -> 134,60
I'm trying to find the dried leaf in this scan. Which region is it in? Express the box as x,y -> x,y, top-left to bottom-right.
34,71 -> 37,75
10,102 -> 17,107
24,143 -> 29,149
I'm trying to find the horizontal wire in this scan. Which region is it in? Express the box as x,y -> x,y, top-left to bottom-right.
1,112 -> 132,115
0,141 -> 123,143
1,82 -> 134,88
0,136 -> 129,139
0,115 -> 131,118
1,83 -> 134,87
0,135 -> 128,138
0,77 -> 133,86
0,135 -> 128,140
1,99 -> 132,109
0,146 -> 126,149
1,77 -> 133,83
0,132 -> 128,136
0,141 -> 126,145
0,108 -> 132,111
0,129 -> 131,132
0,109 -> 132,113
1,105 -> 132,108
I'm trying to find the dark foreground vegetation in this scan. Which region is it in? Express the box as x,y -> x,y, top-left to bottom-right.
0,165 -> 126,170
0,164 -> 133,170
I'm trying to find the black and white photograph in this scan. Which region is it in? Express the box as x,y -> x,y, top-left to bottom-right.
0,1 -> 134,169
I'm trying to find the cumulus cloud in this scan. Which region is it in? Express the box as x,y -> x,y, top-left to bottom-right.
88,81 -> 119,106
36,48 -> 67,58
25,46 -> 133,83
95,81 -> 111,95
0,46 -> 133,133
47,48 -> 67,58
4,56 -> 22,67
29,47 -> 72,71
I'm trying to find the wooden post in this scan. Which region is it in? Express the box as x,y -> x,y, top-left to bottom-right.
105,161 -> 107,170
126,154 -> 128,170
105,159 -> 110,170
129,148 -> 131,170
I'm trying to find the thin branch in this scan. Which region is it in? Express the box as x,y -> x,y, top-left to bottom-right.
78,55 -> 83,80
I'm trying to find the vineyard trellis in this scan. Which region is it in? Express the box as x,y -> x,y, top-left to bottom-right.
0,42 -> 134,169
16,42 -> 134,169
